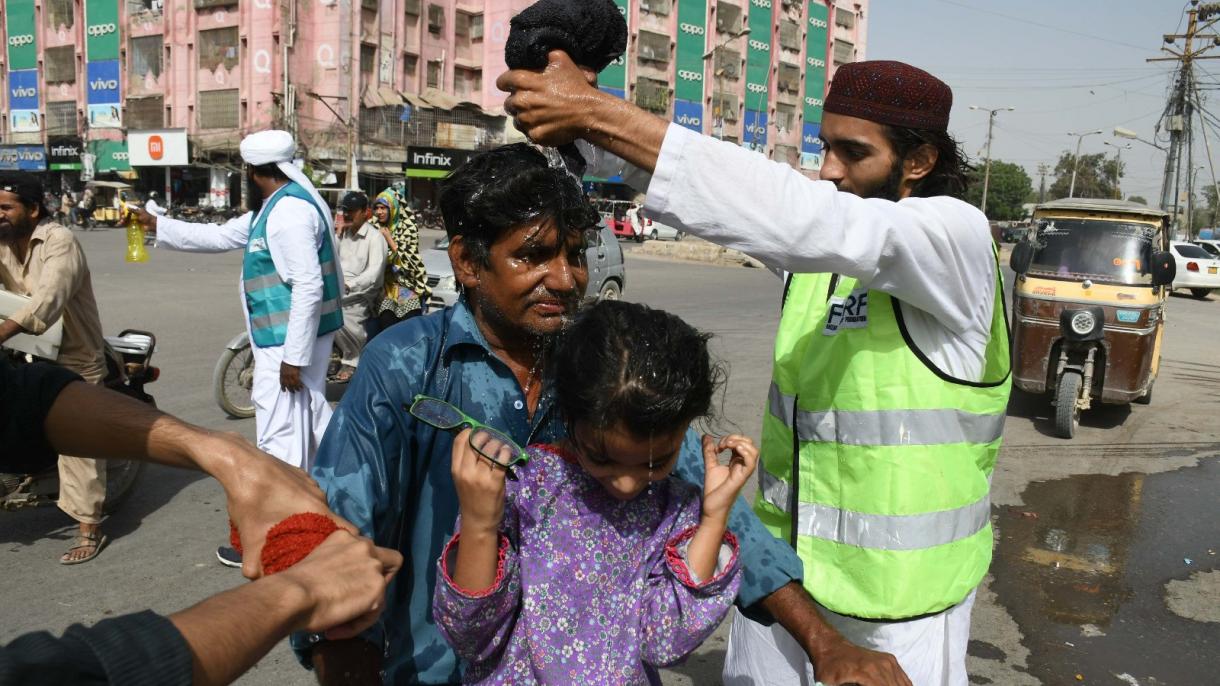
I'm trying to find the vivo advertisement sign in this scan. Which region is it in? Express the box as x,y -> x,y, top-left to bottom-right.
673,99 -> 703,133
0,145 -> 48,172
744,110 -> 768,151
801,123 -> 824,170
8,69 -> 40,133
86,60 -> 122,128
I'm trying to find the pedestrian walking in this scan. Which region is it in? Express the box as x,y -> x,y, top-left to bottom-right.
371,189 -> 431,331
129,130 -> 344,569
332,191 -> 387,382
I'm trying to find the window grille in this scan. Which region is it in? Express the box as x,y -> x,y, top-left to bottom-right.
833,39 -> 854,64
361,44 -> 376,76
45,47 -> 76,84
780,20 -> 800,51
455,68 -> 482,98
199,28 -> 239,72
427,60 -> 442,88
404,0 -> 421,15
194,0 -> 237,9
835,7 -> 855,29
715,2 -> 742,34
777,63 -> 800,93
713,92 -> 739,121
46,101 -> 78,135
130,36 -> 163,79
128,0 -> 165,14
198,88 -> 239,129
635,77 -> 670,114
714,48 -> 741,79
638,31 -> 670,64
404,55 -> 418,90
428,4 -> 444,33
127,96 -> 165,129
45,0 -> 75,29
775,103 -> 796,131
640,0 -> 671,16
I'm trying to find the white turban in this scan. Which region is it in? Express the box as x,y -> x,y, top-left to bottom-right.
240,130 -> 333,234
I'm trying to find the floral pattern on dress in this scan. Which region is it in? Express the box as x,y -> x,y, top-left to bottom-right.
433,444 -> 741,685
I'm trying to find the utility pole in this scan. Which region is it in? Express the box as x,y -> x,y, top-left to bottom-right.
1067,130 -> 1104,198
1149,1 -> 1220,236
1103,140 -> 1131,199
970,105 -> 1014,216
1038,163 -> 1050,203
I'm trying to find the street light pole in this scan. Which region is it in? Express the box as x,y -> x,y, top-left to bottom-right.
703,28 -> 750,141
1067,130 -> 1105,198
1103,140 -> 1131,199
970,105 -> 1014,216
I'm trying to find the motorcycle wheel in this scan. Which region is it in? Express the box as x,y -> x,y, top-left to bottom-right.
1054,371 -> 1083,439
101,460 -> 145,515
213,343 -> 257,419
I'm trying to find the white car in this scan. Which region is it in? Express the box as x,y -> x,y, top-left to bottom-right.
641,218 -> 686,241
1169,241 -> 1220,299
1193,238 -> 1220,258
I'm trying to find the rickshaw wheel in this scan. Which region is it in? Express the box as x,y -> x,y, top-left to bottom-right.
1054,371 -> 1083,439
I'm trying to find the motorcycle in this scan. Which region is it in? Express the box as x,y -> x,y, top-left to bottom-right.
212,331 -> 350,419
1,330 -> 160,513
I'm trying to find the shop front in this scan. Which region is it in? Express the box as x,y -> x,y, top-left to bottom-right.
403,146 -> 475,209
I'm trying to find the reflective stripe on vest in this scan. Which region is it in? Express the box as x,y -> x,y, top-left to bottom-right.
767,384 -> 1006,446
756,244 -> 1012,620
758,469 -> 991,551
242,182 -> 343,348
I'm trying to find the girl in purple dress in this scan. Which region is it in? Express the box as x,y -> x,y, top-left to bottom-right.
432,300 -> 759,685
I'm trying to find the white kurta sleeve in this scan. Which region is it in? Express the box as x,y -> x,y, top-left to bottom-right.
265,198 -> 325,367
643,124 -> 996,336
154,212 -> 253,253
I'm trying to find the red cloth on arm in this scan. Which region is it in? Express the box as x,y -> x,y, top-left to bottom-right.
229,513 -> 339,574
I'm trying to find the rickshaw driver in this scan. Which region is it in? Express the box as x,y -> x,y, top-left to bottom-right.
500,56 -> 1012,686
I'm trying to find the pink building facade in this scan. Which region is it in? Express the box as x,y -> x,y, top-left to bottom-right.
1,0 -> 866,202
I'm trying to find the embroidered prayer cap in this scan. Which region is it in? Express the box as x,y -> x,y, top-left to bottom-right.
824,60 -> 953,132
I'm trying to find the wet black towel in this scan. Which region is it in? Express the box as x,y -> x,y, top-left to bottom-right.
504,0 -> 628,73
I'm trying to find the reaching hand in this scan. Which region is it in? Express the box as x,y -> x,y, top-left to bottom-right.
450,428 -> 508,535
204,431 -> 359,579
700,434 -> 758,523
497,50 -> 606,147
126,204 -> 158,232
277,530 -> 402,639
811,636 -> 913,686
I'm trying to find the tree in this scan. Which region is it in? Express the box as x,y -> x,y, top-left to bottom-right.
964,161 -> 1033,220
1047,152 -> 1124,200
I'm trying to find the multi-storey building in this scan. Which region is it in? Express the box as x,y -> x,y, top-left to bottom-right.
1,0 -> 866,207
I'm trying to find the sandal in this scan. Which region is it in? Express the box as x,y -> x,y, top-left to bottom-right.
332,366 -> 356,384
60,532 -> 108,565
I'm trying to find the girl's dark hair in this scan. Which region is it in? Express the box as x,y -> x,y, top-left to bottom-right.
550,300 -> 723,438
883,126 -> 973,199
438,143 -> 599,266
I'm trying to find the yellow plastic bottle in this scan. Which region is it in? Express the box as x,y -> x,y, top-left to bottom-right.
124,202 -> 149,263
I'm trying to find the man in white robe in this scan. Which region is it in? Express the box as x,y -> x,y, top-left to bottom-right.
131,131 -> 343,567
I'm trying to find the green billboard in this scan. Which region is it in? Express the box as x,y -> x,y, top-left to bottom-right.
803,2 -> 828,124
675,0 -> 707,104
745,0 -> 773,114
85,0 -> 122,62
5,0 -> 38,70
599,0 -> 630,96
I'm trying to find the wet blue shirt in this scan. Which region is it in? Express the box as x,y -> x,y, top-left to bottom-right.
293,299 -> 803,685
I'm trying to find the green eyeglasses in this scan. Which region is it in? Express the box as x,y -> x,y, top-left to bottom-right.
406,395 -> 529,471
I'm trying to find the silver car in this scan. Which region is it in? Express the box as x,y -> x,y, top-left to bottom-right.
421,224 -> 627,309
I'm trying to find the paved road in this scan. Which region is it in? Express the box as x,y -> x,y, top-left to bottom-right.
2,229 -> 1216,685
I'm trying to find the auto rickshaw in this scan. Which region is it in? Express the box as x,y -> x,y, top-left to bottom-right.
1009,198 -> 1177,438
84,180 -> 135,226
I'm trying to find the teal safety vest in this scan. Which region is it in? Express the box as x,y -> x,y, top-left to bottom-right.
755,249 -> 1011,619
242,182 -> 343,348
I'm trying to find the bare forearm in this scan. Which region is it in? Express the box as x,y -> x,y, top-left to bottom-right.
687,515 -> 728,581
43,381 -> 238,477
452,527 -> 500,592
311,638 -> 383,686
583,92 -> 668,174
171,576 -> 309,686
760,581 -> 849,663
0,318 -> 23,343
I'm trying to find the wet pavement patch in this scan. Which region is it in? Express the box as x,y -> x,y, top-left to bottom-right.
968,639 -> 1008,661
991,456 -> 1220,684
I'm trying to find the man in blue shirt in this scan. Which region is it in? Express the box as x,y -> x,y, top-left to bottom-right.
297,145 -> 883,685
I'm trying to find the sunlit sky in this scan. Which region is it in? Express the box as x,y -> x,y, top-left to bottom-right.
869,0 -> 1213,203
